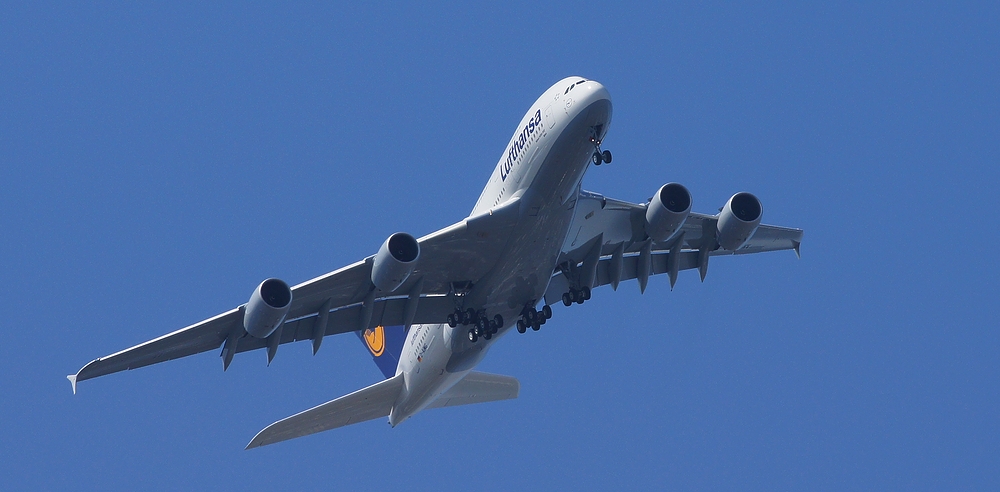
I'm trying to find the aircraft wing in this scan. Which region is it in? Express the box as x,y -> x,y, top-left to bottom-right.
69,198 -> 523,391
544,190 -> 802,301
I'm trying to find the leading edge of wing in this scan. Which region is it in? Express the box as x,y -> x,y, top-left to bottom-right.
68,307 -> 242,392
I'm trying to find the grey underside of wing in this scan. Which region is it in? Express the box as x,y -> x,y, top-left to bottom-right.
562,191 -> 803,262
73,198 -> 523,384
545,190 -> 803,303
424,371 -> 520,409
246,373 -> 405,449
73,308 -> 242,383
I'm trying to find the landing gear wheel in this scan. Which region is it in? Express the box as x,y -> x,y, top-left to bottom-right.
592,151 -> 603,166
447,313 -> 458,328
531,322 -> 541,331
517,320 -> 527,333
562,292 -> 573,307
582,286 -> 591,301
602,150 -> 612,164
541,305 -> 552,319
468,329 -> 478,342
493,314 -> 504,327
484,330 -> 492,340
465,308 -> 477,324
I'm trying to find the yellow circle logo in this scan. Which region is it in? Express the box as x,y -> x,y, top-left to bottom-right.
364,325 -> 385,357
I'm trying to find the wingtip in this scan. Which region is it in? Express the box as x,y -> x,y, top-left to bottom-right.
245,434 -> 261,450
793,240 -> 801,259
67,374 -> 78,395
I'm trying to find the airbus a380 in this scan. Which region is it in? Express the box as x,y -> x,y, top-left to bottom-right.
69,77 -> 802,448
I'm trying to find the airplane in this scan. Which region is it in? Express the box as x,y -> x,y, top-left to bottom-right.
69,76 -> 803,449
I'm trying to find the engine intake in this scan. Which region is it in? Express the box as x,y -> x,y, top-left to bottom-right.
371,232 -> 420,292
244,278 -> 292,339
645,183 -> 692,243
717,192 -> 762,250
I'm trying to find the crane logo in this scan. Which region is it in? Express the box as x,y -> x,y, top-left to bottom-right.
363,325 -> 385,357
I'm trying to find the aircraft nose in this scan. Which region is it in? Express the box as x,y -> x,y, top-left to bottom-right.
579,80 -> 611,106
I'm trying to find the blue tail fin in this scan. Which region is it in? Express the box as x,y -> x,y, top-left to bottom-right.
356,325 -> 407,379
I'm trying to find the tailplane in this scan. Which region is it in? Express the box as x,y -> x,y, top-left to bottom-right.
426,371 -> 519,409
246,373 -> 404,449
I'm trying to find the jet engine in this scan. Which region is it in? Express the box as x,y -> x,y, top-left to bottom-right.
244,278 -> 292,339
371,232 -> 420,292
645,183 -> 692,243
717,192 -> 762,251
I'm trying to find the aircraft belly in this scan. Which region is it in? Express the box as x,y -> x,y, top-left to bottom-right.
392,323 -> 470,424
466,98 -> 610,321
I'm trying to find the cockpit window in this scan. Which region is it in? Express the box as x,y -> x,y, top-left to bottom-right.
565,79 -> 589,94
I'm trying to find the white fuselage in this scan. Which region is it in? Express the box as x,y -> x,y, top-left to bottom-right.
389,77 -> 612,425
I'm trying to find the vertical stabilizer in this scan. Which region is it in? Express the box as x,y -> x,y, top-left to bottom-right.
356,325 -> 408,378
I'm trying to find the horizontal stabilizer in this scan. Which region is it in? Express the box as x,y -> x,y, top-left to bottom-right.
426,371 -> 519,409
246,373 -> 404,449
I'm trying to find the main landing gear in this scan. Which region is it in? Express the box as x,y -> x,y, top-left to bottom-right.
516,304 -> 552,334
448,309 -> 503,343
561,286 -> 591,307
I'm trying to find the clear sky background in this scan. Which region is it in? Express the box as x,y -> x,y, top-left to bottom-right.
2,3 -> 998,491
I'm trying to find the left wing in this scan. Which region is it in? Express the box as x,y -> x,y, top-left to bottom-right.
70,198 -> 523,391
543,189 -> 802,302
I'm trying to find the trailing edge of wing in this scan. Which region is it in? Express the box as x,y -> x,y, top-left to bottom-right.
246,373 -> 404,449
544,250 -> 699,304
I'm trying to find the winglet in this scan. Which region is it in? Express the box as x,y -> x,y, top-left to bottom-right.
792,240 -> 801,259
67,374 -> 78,395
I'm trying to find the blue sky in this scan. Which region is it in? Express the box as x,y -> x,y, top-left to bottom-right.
2,2 -> 998,490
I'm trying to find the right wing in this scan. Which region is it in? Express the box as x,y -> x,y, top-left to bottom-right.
70,198 -> 523,390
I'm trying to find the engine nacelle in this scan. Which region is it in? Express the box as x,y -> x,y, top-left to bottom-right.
371,232 -> 420,292
717,192 -> 762,251
244,278 -> 292,339
645,183 -> 692,243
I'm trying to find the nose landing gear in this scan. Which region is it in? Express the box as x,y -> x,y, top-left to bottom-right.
590,128 -> 612,166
